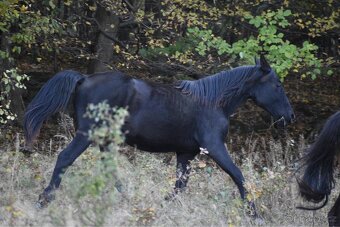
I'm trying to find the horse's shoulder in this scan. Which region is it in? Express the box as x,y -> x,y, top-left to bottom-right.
198,109 -> 228,127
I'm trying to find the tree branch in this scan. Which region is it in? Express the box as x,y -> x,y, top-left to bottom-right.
82,16 -> 128,51
141,59 -> 205,79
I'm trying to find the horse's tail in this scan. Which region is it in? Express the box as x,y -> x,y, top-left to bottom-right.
24,70 -> 84,146
297,111 -> 340,210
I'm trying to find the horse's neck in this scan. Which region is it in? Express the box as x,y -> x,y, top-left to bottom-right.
177,66 -> 255,114
222,94 -> 249,117
218,67 -> 254,116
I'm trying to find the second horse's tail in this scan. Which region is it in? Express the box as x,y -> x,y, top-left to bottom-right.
24,70 -> 84,147
297,111 -> 340,210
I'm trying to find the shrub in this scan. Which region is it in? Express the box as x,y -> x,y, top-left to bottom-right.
0,68 -> 29,124
141,9 -> 325,80
48,101 -> 128,226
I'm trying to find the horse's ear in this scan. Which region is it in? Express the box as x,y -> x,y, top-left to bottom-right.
259,55 -> 271,73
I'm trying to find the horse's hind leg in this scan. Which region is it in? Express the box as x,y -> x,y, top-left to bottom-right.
38,133 -> 90,207
166,152 -> 197,200
328,193 -> 340,226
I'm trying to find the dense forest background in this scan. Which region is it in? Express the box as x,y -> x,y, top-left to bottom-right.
0,0 -> 339,226
0,0 -> 339,126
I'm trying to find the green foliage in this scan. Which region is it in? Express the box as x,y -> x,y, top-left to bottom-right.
141,8 -> 324,80
0,68 -> 29,124
236,9 -> 323,80
55,101 -> 128,226
187,28 -> 231,57
0,0 -> 62,124
0,1 -> 63,56
85,101 -> 128,147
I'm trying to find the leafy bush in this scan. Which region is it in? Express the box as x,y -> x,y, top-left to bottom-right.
0,1 -> 61,125
141,9 -> 326,80
85,101 -> 128,147
0,68 -> 29,124
0,1 -> 63,55
49,101 -> 128,226
235,9 -> 324,80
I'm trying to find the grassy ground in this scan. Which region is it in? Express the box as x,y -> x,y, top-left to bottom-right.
0,130 -> 336,226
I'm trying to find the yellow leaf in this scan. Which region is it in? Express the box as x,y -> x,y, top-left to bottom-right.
13,210 -> 23,217
20,5 -> 28,12
64,0 -> 72,6
5,206 -> 13,212
89,5 -> 96,11
34,174 -> 42,180
198,161 -> 206,168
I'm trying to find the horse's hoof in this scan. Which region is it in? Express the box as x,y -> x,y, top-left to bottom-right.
36,192 -> 55,209
165,192 -> 177,201
35,201 -> 44,209
20,147 -> 33,156
253,216 -> 265,225
165,188 -> 185,201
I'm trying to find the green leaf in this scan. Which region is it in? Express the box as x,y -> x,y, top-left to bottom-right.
283,10 -> 291,16
49,0 -> 56,9
327,70 -> 333,76
254,19 -> 261,28
313,68 -> 321,74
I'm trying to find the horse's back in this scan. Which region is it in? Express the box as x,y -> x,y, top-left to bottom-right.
77,71 -> 135,104
73,71 -> 134,129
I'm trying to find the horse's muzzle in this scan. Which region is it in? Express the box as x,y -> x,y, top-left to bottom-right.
274,118 -> 286,128
274,114 -> 295,128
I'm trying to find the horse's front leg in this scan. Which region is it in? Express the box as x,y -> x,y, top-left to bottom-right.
328,193 -> 340,226
201,140 -> 258,217
203,142 -> 246,199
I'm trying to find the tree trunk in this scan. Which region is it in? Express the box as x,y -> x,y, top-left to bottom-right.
87,4 -> 119,74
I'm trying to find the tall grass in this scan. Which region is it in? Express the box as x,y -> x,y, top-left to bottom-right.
0,120 -> 335,226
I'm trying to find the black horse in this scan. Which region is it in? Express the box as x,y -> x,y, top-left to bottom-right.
24,56 -> 295,207
298,111 -> 340,226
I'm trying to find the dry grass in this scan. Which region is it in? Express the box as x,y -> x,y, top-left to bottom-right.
0,131 -> 336,226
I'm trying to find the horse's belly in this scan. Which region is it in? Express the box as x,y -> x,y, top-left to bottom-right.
123,99 -> 198,152
125,133 -> 197,153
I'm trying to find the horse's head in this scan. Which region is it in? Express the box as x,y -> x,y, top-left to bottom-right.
249,55 -> 295,128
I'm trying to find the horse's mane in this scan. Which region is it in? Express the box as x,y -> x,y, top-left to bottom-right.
175,66 -> 258,107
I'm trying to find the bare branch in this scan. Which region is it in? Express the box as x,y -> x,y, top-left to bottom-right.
82,16 -> 128,51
